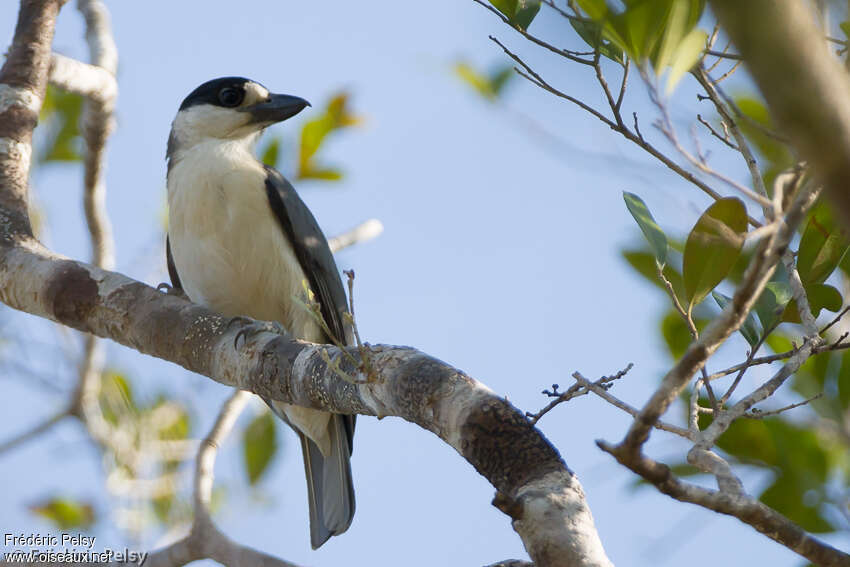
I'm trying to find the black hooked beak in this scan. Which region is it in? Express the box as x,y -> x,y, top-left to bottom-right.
244,93 -> 311,124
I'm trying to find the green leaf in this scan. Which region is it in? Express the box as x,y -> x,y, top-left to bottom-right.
489,66 -> 515,97
489,0 -> 518,19
713,291 -> 761,346
30,498 -> 95,530
622,249 -> 686,303
299,166 -> 343,181
39,86 -> 84,163
617,0 -> 669,59
152,494 -> 174,524
666,28 -> 707,93
661,310 -> 691,359
490,0 -> 540,30
623,192 -> 668,267
798,216 -> 850,285
297,92 -> 360,182
455,63 -> 514,101
806,283 -> 843,317
260,138 -> 280,168
243,411 -> 278,485
683,198 -> 748,308
841,21 -> 850,40
156,402 -> 190,441
512,0 -> 541,30
754,282 -> 792,333
576,0 -> 608,20
99,371 -> 135,425
783,283 -> 842,323
569,18 -> 624,63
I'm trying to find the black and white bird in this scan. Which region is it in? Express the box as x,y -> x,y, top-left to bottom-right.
165,77 -> 355,549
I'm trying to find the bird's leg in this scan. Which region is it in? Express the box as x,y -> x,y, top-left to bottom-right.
229,316 -> 289,350
157,282 -> 189,300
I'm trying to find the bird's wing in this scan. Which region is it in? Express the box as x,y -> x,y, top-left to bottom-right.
166,234 -> 183,291
262,165 -> 351,347
263,165 -> 356,448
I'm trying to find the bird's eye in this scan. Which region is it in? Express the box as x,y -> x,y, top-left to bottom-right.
218,87 -> 244,107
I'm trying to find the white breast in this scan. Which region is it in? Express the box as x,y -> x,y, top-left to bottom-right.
167,139 -> 324,344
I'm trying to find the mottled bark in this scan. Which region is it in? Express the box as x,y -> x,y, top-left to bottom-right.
0,243 -> 611,566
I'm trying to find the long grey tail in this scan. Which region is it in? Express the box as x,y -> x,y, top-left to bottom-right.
301,414 -> 356,549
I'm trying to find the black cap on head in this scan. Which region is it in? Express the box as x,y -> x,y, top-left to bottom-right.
179,76 -> 256,110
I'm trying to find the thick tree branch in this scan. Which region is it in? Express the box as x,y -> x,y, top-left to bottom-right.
0,241 -> 612,567
0,0 -> 62,241
48,53 -> 115,101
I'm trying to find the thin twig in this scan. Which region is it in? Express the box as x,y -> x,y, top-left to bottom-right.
527,363 -> 633,425
819,305 -> 850,335
572,372 -> 693,439
705,49 -> 743,61
746,393 -> 823,419
0,409 -> 69,455
474,0 -> 594,66
697,114 -> 738,150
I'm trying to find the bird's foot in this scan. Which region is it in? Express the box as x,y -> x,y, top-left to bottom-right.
231,318 -> 288,350
157,282 -> 189,300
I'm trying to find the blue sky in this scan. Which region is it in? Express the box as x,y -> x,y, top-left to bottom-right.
0,1 -> 846,566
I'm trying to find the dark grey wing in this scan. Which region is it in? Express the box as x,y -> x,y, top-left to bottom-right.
166,235 -> 183,291
264,165 -> 357,549
262,165 -> 351,346
263,164 -> 356,442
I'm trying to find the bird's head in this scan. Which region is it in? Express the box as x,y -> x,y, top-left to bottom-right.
168,77 -> 309,160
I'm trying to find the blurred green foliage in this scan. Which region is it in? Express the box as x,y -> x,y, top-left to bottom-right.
38,85 -> 84,164
489,0 -> 541,30
454,62 -> 515,102
30,497 -> 95,531
259,91 -> 361,183
242,410 -> 278,486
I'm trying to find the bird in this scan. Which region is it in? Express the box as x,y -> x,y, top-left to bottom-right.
164,76 -> 355,549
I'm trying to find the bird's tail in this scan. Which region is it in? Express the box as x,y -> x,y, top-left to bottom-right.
300,414 -> 356,549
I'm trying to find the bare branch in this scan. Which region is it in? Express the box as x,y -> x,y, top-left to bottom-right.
644,68 -> 773,209
194,390 -> 250,515
145,391 -> 299,567
48,52 -> 115,100
327,218 -> 383,253
820,306 -> 850,336
705,49 -> 743,61
0,408 -> 68,454
571,371 -> 692,440
746,393 -> 824,419
490,36 -> 616,128
526,363 -> 633,426
597,443 -> 850,567
0,0 -> 63,240
473,0 -> 594,66
692,67 -> 769,204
